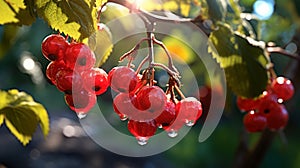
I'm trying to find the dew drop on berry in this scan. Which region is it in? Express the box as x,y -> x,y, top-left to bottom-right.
77,112 -> 88,119
167,129 -> 178,138
120,115 -> 128,121
185,120 -> 195,127
136,137 -> 148,146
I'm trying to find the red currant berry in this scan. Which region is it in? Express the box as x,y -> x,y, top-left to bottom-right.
243,111 -> 267,132
127,119 -> 157,145
264,104 -> 289,131
271,76 -> 294,101
82,68 -> 109,95
64,91 -> 97,114
46,60 -> 66,85
155,100 -> 176,128
113,93 -> 139,120
64,43 -> 96,71
109,66 -> 138,93
237,96 -> 260,112
136,86 -> 167,113
41,34 -> 68,61
175,97 -> 202,126
56,69 -> 83,94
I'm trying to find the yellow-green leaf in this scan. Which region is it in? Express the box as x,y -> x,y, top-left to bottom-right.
88,23 -> 113,67
0,89 -> 50,145
0,114 -> 3,126
1,105 -> 39,145
35,0 -> 97,41
208,24 -> 270,98
0,0 -> 25,24
23,102 -> 50,137
0,90 -> 8,109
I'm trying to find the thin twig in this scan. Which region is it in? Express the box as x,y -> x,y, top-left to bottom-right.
267,47 -> 300,61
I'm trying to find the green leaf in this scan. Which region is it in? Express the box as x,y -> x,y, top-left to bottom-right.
0,0 -> 25,24
208,24 -> 270,98
35,0 -> 97,41
1,105 -> 39,145
0,89 -> 49,145
0,114 -> 3,126
206,0 -> 227,22
88,23 -> 113,67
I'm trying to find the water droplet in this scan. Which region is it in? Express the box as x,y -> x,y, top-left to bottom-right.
185,120 -> 194,127
120,115 -> 128,121
77,112 -> 87,119
137,137 -> 148,146
167,130 -> 178,138
158,124 -> 163,129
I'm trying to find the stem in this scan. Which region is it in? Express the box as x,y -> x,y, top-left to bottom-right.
153,38 -> 180,75
174,84 -> 185,99
119,38 -> 150,61
267,46 -> 300,61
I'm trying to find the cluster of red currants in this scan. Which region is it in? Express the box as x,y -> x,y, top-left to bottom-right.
42,34 -> 109,116
108,66 -> 203,145
237,76 -> 294,132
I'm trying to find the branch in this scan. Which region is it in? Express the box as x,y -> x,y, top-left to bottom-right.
267,46 -> 300,61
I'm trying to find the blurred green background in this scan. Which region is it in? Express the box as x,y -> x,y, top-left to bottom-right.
1,0 -> 300,168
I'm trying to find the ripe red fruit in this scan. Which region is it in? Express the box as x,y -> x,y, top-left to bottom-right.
64,43 -> 96,71
136,86 -> 167,113
56,69 -> 83,94
271,76 -> 294,101
175,97 -> 202,126
46,60 -> 66,85
127,119 -> 157,145
109,66 -> 138,93
155,100 -> 176,128
243,111 -> 267,132
64,91 -> 97,113
113,93 -> 138,120
264,104 -> 289,131
82,68 -> 109,95
41,34 -> 68,61
237,96 -> 260,112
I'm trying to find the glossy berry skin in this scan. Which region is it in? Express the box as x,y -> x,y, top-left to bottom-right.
64,43 -> 96,71
109,66 -> 138,93
155,100 -> 176,128
237,97 -> 260,112
243,111 -> 267,132
136,86 -> 167,113
264,104 -> 289,131
46,60 -> 66,85
56,69 -> 83,94
82,68 -> 109,95
127,119 -> 157,144
271,77 -> 294,101
64,91 -> 97,113
41,34 -> 68,61
175,97 -> 202,126
113,93 -> 138,120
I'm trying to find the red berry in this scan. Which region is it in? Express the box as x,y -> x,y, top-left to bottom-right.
264,104 -> 289,131
109,66 -> 138,93
175,97 -> 202,126
237,96 -> 260,112
82,68 -> 109,95
127,119 -> 157,145
155,100 -> 176,128
271,77 -> 294,101
136,86 -> 167,113
56,69 -> 83,94
243,111 -> 267,132
113,93 -> 139,120
64,91 -> 97,113
46,60 -> 66,85
41,34 -> 68,61
64,43 -> 96,71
